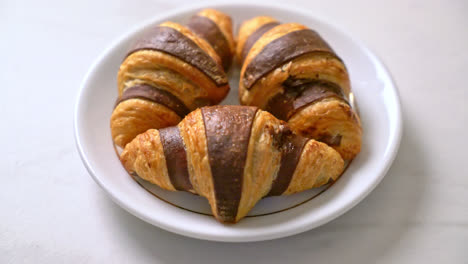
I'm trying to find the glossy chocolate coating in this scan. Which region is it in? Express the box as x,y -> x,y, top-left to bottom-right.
187,15 -> 231,71
243,29 -> 338,90
116,84 -> 190,117
240,21 -> 280,64
159,126 -> 192,191
268,130 -> 309,196
128,26 -> 227,86
266,80 -> 347,121
201,106 -> 258,222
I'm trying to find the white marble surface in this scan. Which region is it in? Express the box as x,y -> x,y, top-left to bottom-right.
1,0 -> 467,263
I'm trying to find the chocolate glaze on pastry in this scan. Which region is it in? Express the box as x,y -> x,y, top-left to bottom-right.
243,29 -> 339,90
159,126 -> 192,191
187,15 -> 231,71
267,131 -> 309,196
128,26 -> 227,86
240,21 -> 280,64
266,81 -> 347,121
112,17 -> 231,148
120,105 -> 345,223
201,106 -> 258,222
116,84 -> 190,117
238,21 -> 361,160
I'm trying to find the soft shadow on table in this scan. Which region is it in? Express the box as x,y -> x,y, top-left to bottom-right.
98,113 -> 428,264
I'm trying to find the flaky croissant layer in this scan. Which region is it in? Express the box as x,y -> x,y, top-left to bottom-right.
237,17 -> 362,160
111,9 -> 235,148
121,105 -> 344,223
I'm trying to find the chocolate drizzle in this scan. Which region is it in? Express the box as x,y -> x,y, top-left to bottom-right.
240,21 -> 280,64
267,127 -> 309,196
187,15 -> 231,71
201,106 -> 258,222
243,29 -> 339,90
266,80 -> 347,121
116,84 -> 190,117
159,126 -> 192,191
127,26 -> 227,86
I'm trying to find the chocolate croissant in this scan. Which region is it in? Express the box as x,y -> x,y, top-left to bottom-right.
238,18 -> 362,160
111,13 -> 233,147
120,105 -> 344,223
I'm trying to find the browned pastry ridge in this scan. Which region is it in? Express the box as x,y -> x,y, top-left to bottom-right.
111,9 -> 235,148
238,18 -> 362,160
121,105 -> 344,223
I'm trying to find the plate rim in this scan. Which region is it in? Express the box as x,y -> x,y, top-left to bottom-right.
74,1 -> 403,242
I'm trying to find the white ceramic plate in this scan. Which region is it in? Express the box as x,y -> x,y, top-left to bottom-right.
74,2 -> 402,242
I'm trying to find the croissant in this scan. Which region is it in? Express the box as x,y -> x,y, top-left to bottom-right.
111,11 -> 234,148
238,18 -> 362,160
121,105 -> 344,223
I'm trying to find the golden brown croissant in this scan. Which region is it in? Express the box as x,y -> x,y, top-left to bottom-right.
120,105 -> 344,223
111,11 -> 234,148
238,18 -> 362,160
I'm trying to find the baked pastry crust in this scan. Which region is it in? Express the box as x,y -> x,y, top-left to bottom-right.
238,20 -> 361,160
111,19 -> 231,147
111,99 -> 181,148
288,98 -> 362,160
120,105 -> 344,223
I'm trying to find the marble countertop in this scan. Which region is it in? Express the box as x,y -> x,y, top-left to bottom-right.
2,0 -> 467,263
